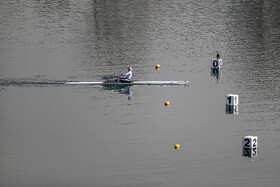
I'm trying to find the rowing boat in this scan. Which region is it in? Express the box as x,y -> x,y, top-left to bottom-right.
65,81 -> 188,86
65,81 -> 188,85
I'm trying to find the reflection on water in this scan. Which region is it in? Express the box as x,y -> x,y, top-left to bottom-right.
100,75 -> 133,100
225,104 -> 238,114
242,148 -> 258,158
211,67 -> 221,80
119,86 -> 132,100
101,85 -> 132,100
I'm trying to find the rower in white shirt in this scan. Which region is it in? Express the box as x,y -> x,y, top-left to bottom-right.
118,67 -> 133,82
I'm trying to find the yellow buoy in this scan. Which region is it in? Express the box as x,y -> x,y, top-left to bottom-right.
155,64 -> 160,68
174,144 -> 180,150
164,101 -> 170,107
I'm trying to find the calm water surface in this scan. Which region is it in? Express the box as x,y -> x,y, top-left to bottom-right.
1,0 -> 280,186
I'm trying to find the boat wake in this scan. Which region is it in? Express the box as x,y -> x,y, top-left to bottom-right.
0,78 -> 66,87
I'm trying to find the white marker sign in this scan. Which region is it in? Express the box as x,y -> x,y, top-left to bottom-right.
226,94 -> 239,105
243,136 -> 258,148
211,59 -> 222,69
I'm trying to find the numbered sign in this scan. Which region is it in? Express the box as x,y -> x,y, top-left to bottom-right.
211,59 -> 222,69
226,94 -> 239,105
243,148 -> 257,158
243,136 -> 258,148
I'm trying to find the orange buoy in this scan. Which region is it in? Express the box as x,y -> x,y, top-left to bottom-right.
164,101 -> 170,107
174,144 -> 180,149
155,64 -> 160,68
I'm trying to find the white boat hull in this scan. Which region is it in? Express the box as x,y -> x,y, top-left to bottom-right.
65,81 -> 188,86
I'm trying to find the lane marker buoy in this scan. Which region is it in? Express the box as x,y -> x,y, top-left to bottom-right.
174,144 -> 180,149
165,101 -> 170,107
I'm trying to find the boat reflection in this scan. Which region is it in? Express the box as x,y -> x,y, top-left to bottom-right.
101,84 -> 132,100
242,148 -> 257,158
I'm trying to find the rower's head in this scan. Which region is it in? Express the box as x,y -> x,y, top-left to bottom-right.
128,67 -> 133,71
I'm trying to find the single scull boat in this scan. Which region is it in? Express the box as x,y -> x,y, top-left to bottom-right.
65,81 -> 188,86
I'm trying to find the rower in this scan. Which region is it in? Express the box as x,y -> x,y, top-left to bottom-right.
118,67 -> 133,82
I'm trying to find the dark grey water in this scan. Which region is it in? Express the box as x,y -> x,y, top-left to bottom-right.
1,0 -> 280,186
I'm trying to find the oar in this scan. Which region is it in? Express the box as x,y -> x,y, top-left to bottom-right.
106,75 -> 119,83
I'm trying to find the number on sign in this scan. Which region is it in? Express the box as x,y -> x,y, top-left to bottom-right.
213,60 -> 218,67
253,139 -> 257,147
227,96 -> 232,105
244,138 -> 250,147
